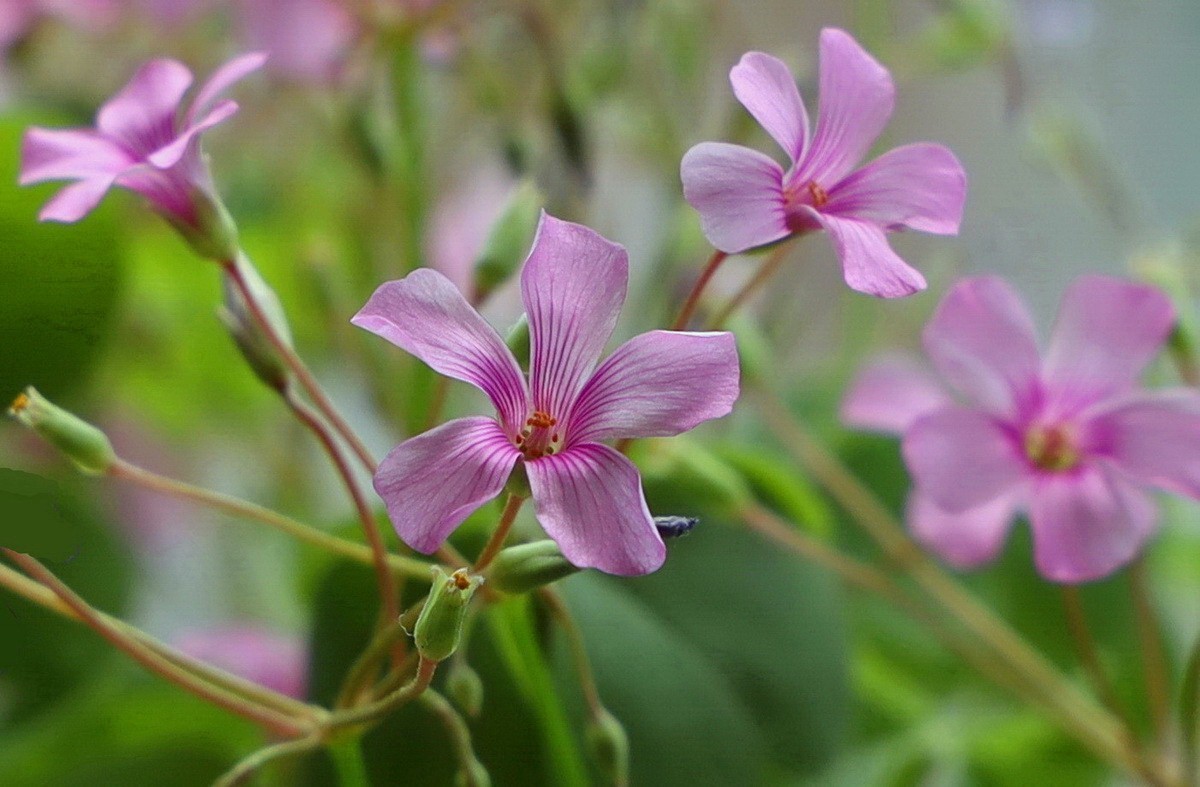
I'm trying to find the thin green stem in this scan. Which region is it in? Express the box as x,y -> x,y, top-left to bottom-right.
3,550 -> 314,738
670,249 -> 729,331
107,458 -> 431,580
223,255 -> 378,474
1129,557 -> 1172,746
284,388 -> 402,665
708,242 -> 793,330
214,734 -> 322,787
1061,586 -> 1133,729
336,618 -> 416,709
538,587 -> 603,718
419,690 -> 490,786
328,735 -> 372,787
473,494 -> 526,572
326,657 -> 438,730
0,562 -> 314,720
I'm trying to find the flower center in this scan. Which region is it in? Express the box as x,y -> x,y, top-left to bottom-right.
515,410 -> 563,460
782,179 -> 828,233
1023,423 -> 1079,473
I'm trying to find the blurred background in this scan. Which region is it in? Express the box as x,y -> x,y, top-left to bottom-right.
1,0 -> 1198,784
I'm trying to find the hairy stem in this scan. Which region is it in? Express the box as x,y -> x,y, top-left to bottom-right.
213,734 -> 322,787
473,494 -> 526,572
708,242 -> 793,329
1061,585 -> 1134,730
670,249 -> 729,331
539,587 -> 603,718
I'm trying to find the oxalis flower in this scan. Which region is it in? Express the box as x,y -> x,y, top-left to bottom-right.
680,28 -> 967,298
842,275 -> 1200,583
19,51 -> 266,259
353,213 -> 740,576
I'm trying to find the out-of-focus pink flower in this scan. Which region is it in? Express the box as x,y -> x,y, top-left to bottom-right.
238,0 -> 358,84
128,0 -> 212,28
0,0 -> 116,50
353,213 -> 741,575
426,166 -> 517,297
681,29 -> 967,298
20,52 -> 264,257
174,625 -> 308,698
843,275 -> 1200,583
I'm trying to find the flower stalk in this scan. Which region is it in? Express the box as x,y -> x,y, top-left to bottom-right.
670,249 -> 728,331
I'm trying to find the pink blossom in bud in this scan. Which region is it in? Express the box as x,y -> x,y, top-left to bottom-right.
681,29 -> 967,298
174,625 -> 307,698
353,213 -> 741,575
842,275 -> 1200,583
19,52 -> 265,257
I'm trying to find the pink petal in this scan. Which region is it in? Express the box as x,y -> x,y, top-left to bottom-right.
521,213 -> 627,419
352,270 -> 529,433
1043,276 -> 1175,411
729,51 -> 809,163
239,0 -> 356,84
97,59 -> 194,157
796,28 -> 895,187
807,211 -> 926,297
188,51 -> 268,124
526,443 -> 666,576
840,356 -> 952,434
373,417 -> 521,554
680,142 -> 788,254
1029,465 -> 1157,584
20,127 -> 130,184
1087,390 -> 1200,499
37,176 -> 117,222
922,276 -> 1041,415
903,406 -> 1026,513
825,143 -> 967,234
148,99 -> 240,169
907,491 -> 1017,569
568,330 -> 740,444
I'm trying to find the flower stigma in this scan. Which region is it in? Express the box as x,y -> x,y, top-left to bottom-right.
1023,423 -> 1080,473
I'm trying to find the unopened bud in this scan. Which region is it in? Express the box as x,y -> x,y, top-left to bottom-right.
485,540 -> 580,594
586,708 -> 629,786
220,255 -> 294,393
446,659 -> 484,717
654,516 -> 698,540
474,180 -> 542,300
414,567 -> 483,663
505,315 -> 530,373
169,185 -> 240,262
455,759 -> 492,787
8,388 -> 114,475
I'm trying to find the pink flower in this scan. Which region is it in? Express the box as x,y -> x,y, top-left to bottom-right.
0,0 -> 115,51
238,0 -> 359,85
353,213 -> 741,576
842,275 -> 1200,583
680,29 -> 967,298
19,52 -> 265,257
174,625 -> 307,699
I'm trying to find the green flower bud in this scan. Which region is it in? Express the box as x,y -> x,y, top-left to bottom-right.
220,255 -> 294,393
455,759 -> 492,787
485,540 -> 580,595
445,659 -> 485,717
414,567 -> 484,663
169,185 -> 241,262
474,180 -> 542,300
505,315 -> 531,373
587,708 -> 629,786
8,388 -> 114,475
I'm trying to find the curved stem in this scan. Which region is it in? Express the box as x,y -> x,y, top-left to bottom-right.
326,657 -> 438,730
539,587 -> 603,718
337,619 -> 416,709
214,734 -> 323,787
3,550 -> 314,738
223,256 -> 378,474
708,242 -> 793,330
284,389 -> 402,665
107,458 -> 431,580
473,494 -> 526,572
1129,557 -> 1172,746
1061,585 -> 1133,730
670,249 -> 729,331
419,690 -> 490,786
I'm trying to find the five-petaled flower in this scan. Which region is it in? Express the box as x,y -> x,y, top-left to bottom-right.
353,213 -> 741,576
843,275 -> 1200,583
680,28 -> 967,298
19,51 -> 266,259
